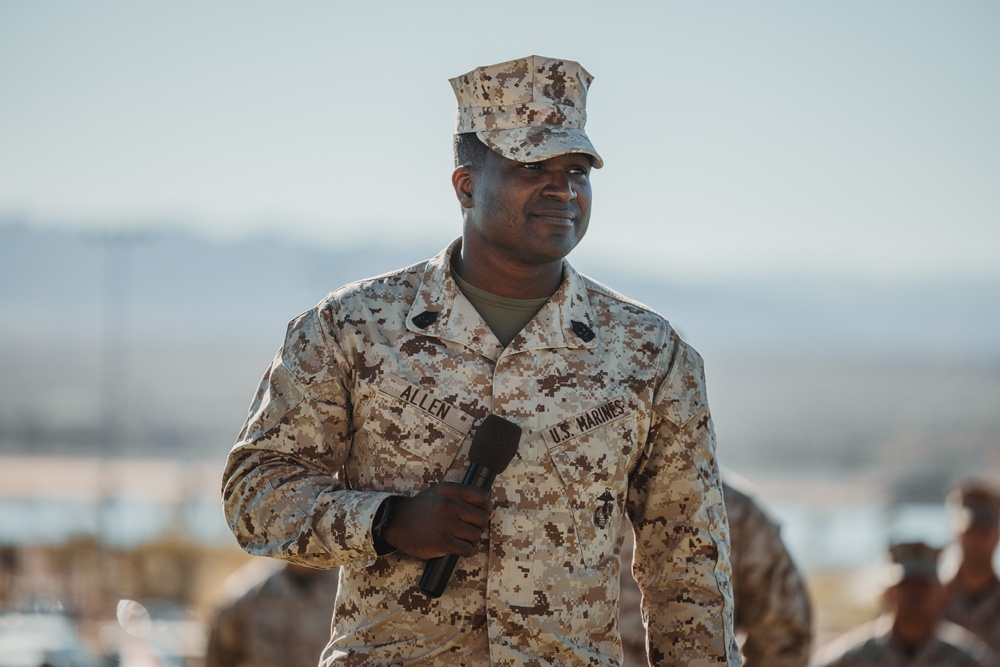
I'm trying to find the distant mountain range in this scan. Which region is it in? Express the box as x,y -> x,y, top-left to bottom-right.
2,221 -> 998,501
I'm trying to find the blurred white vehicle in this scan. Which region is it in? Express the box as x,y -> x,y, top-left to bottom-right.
0,611 -> 97,667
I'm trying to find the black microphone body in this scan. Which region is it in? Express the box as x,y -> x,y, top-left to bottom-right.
459,462 -> 499,491
418,415 -> 521,598
418,463 -> 497,597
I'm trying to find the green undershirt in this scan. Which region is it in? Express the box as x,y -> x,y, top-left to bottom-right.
453,272 -> 550,347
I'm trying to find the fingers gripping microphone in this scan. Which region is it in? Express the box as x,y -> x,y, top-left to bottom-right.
418,414 -> 522,598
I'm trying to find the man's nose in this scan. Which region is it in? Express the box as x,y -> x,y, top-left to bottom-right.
542,171 -> 577,202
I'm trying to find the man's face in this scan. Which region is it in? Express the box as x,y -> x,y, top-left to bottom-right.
459,149 -> 593,267
886,575 -> 944,643
959,523 -> 1000,567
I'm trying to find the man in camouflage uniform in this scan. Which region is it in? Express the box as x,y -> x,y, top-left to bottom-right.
812,542 -> 995,667
205,561 -> 340,667
222,55 -> 738,666
942,479 -> 1000,657
620,473 -> 812,666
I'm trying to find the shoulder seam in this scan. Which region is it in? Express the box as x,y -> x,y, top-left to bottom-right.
319,259 -> 428,307
580,273 -> 664,319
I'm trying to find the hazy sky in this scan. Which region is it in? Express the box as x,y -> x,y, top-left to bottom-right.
1,1 -> 997,280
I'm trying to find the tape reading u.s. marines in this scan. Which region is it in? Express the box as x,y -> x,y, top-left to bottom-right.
544,398 -> 629,447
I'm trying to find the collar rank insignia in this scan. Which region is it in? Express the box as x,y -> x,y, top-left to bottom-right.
412,311 -> 439,329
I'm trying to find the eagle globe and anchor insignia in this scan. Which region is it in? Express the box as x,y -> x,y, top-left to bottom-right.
594,489 -> 615,528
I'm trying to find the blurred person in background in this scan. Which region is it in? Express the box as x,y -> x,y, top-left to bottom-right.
620,472 -> 812,666
205,560 -> 339,667
812,541 -> 995,667
943,479 -> 1000,656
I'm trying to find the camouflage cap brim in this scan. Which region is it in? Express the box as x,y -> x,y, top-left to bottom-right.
888,560 -> 940,585
949,478 -> 1000,528
885,541 -> 942,586
959,505 -> 1000,529
476,125 -> 604,169
452,55 -> 603,169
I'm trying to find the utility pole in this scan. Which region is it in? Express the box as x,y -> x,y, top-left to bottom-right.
95,231 -> 136,609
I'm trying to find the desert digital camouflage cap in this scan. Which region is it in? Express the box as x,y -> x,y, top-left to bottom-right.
949,478 -> 1000,528
887,541 -> 942,585
450,55 -> 604,168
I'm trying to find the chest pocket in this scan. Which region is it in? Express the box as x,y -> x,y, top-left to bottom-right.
359,374 -> 474,491
544,398 -> 637,569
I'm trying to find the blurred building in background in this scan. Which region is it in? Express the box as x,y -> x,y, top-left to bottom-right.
0,456 -> 251,666
2,453 -> 998,664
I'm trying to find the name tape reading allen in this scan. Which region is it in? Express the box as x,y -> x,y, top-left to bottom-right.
379,374 -> 474,434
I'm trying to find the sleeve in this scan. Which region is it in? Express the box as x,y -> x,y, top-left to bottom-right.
734,499 -> 813,667
221,305 -> 394,569
626,333 -> 740,666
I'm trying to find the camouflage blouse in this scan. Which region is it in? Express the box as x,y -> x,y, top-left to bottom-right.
223,240 -> 738,666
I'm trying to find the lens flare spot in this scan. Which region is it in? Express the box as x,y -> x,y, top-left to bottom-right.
116,599 -> 151,637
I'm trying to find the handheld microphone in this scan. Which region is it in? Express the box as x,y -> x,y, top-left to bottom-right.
418,414 -> 522,598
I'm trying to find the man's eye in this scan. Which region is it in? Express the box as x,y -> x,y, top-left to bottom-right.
521,162 -> 543,170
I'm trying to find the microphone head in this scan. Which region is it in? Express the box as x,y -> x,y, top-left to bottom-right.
468,415 -> 522,473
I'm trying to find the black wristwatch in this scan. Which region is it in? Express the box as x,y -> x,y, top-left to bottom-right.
371,496 -> 400,556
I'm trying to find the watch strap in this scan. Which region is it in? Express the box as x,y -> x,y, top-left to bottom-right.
372,496 -> 399,556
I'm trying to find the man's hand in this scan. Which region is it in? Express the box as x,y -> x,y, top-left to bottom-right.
384,483 -> 493,560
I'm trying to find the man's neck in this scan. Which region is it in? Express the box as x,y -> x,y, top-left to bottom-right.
452,247 -> 562,299
890,619 -> 935,651
954,563 -> 998,596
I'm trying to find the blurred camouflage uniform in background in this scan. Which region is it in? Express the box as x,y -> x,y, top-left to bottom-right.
812,541 -> 995,667
942,479 -> 1000,658
620,474 -> 812,666
811,616 -> 994,667
205,561 -> 339,667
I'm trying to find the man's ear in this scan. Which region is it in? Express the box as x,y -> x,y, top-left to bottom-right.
452,166 -> 475,209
